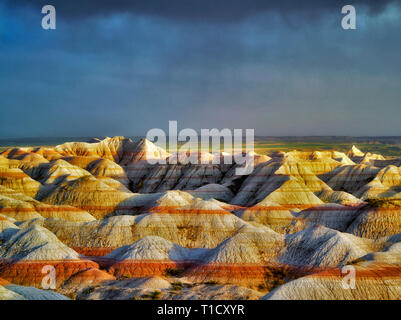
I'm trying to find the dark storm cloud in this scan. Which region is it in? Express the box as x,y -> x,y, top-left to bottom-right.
5,0 -> 399,21
1,0 -> 401,138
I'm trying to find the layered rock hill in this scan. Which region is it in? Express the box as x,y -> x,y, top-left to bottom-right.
0,138 -> 401,299
0,224 -> 98,287
105,236 -> 206,278
262,263 -> 401,300
186,225 -> 285,289
0,185 -> 95,222
277,225 -> 377,268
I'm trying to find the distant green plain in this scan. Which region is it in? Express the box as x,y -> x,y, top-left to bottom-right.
1,137 -> 401,157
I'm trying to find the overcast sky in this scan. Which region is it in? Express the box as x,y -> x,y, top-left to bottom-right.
1,0 -> 401,138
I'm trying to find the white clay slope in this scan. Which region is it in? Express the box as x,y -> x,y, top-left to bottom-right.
0,224 -> 80,261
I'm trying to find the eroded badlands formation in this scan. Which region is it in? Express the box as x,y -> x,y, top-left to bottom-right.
0,137 -> 401,300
